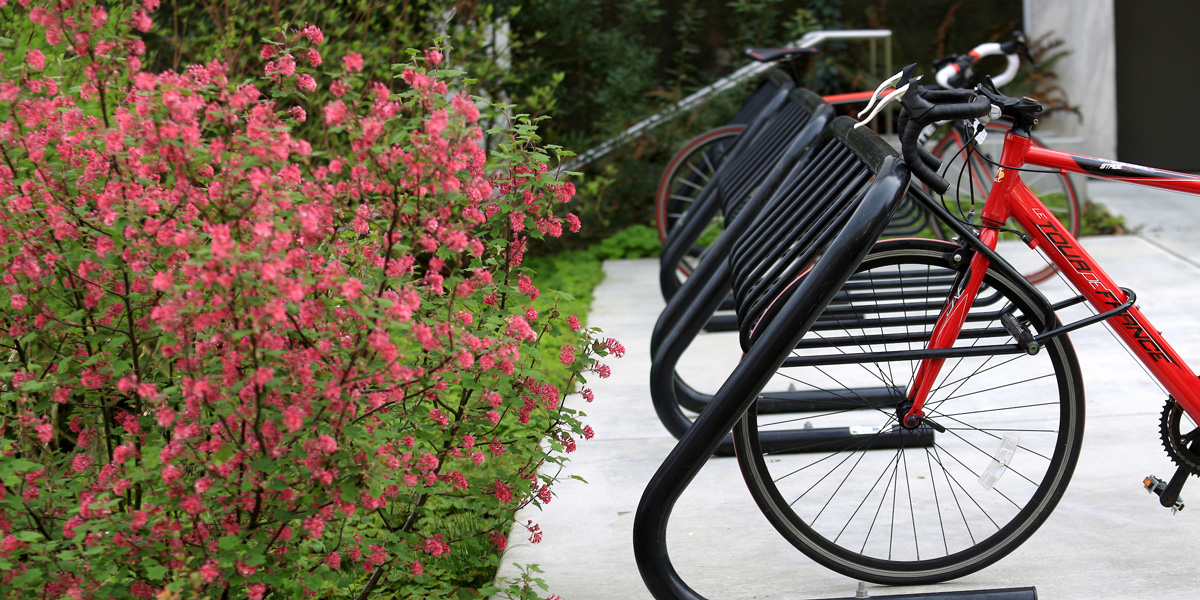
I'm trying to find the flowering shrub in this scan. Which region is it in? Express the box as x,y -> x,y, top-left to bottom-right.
0,1 -> 617,598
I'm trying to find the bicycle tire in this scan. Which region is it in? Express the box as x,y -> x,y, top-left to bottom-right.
733,238 -> 1084,585
928,120 -> 1081,284
655,125 -> 745,275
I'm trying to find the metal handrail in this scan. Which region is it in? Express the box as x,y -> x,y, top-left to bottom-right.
567,29 -> 892,169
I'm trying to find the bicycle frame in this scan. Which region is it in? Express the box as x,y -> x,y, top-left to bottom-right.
906,130 -> 1200,426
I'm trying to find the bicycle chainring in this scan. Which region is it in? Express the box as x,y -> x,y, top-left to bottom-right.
1159,397 -> 1200,475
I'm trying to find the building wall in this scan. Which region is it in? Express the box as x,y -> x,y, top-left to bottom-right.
1024,0 -> 1117,160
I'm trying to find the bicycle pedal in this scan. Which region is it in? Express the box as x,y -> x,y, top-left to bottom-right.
1144,475 -> 1186,513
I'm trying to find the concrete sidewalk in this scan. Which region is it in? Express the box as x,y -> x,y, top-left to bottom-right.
497,181 -> 1200,599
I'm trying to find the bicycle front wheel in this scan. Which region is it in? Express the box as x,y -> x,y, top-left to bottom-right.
733,239 -> 1084,584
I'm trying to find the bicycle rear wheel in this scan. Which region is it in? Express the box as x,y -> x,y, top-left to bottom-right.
733,239 -> 1084,584
929,121 -> 1081,284
655,125 -> 744,274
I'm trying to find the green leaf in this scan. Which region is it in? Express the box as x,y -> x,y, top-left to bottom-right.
218,535 -> 240,551
145,564 -> 168,580
340,482 -> 357,502
19,380 -> 48,392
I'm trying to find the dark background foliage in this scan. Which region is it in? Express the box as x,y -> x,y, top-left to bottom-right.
490,0 -> 1026,245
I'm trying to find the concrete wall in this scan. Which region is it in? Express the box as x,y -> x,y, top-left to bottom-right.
1024,0 -> 1117,160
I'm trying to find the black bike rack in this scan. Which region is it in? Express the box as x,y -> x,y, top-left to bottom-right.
634,132 -> 1039,600
650,117 -> 947,454
659,73 -> 821,304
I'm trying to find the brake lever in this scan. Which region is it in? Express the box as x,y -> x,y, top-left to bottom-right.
1011,31 -> 1039,70
854,81 -> 911,129
856,64 -> 917,120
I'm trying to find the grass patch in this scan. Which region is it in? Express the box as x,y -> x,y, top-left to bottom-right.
526,224 -> 663,389
1079,200 -> 1127,236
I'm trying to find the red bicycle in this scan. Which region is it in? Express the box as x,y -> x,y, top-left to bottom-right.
733,71 -> 1200,584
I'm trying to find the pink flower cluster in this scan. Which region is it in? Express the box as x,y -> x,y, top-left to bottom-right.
0,2 -> 619,598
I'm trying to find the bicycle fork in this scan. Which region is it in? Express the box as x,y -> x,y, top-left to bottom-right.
902,229 -> 998,430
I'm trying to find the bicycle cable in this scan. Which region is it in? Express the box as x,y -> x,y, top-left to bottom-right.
936,126 -> 978,223
968,139 -> 1063,176
936,123 -> 1033,240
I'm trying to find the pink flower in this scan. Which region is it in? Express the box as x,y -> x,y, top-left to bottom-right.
26,49 -> 45,70
300,24 -> 325,45
283,405 -> 305,432
567,315 -> 581,331
553,181 -> 577,203
71,454 -> 93,473
490,530 -> 507,551
180,494 -> 204,515
526,521 -> 543,544
260,44 -> 276,59
421,535 -> 449,556
559,345 -> 575,366
10,293 -> 27,310
151,271 -> 172,291
342,52 -> 364,73
129,9 -> 153,32
324,100 -> 349,126
605,337 -> 626,358
509,211 -> 526,232
161,464 -> 182,484
316,434 -> 338,453
34,422 -> 52,443
130,582 -> 153,599
305,48 -> 322,66
429,409 -> 448,427
113,444 -> 137,464
62,517 -> 84,540
246,583 -> 266,600
324,552 -> 341,569
451,95 -> 480,123
199,560 -> 220,583
517,274 -> 538,299
506,315 -> 536,342
304,514 -> 325,539
492,481 -> 513,503
297,73 -> 317,92
156,407 -> 174,427
425,48 -> 443,66
265,54 -> 296,80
